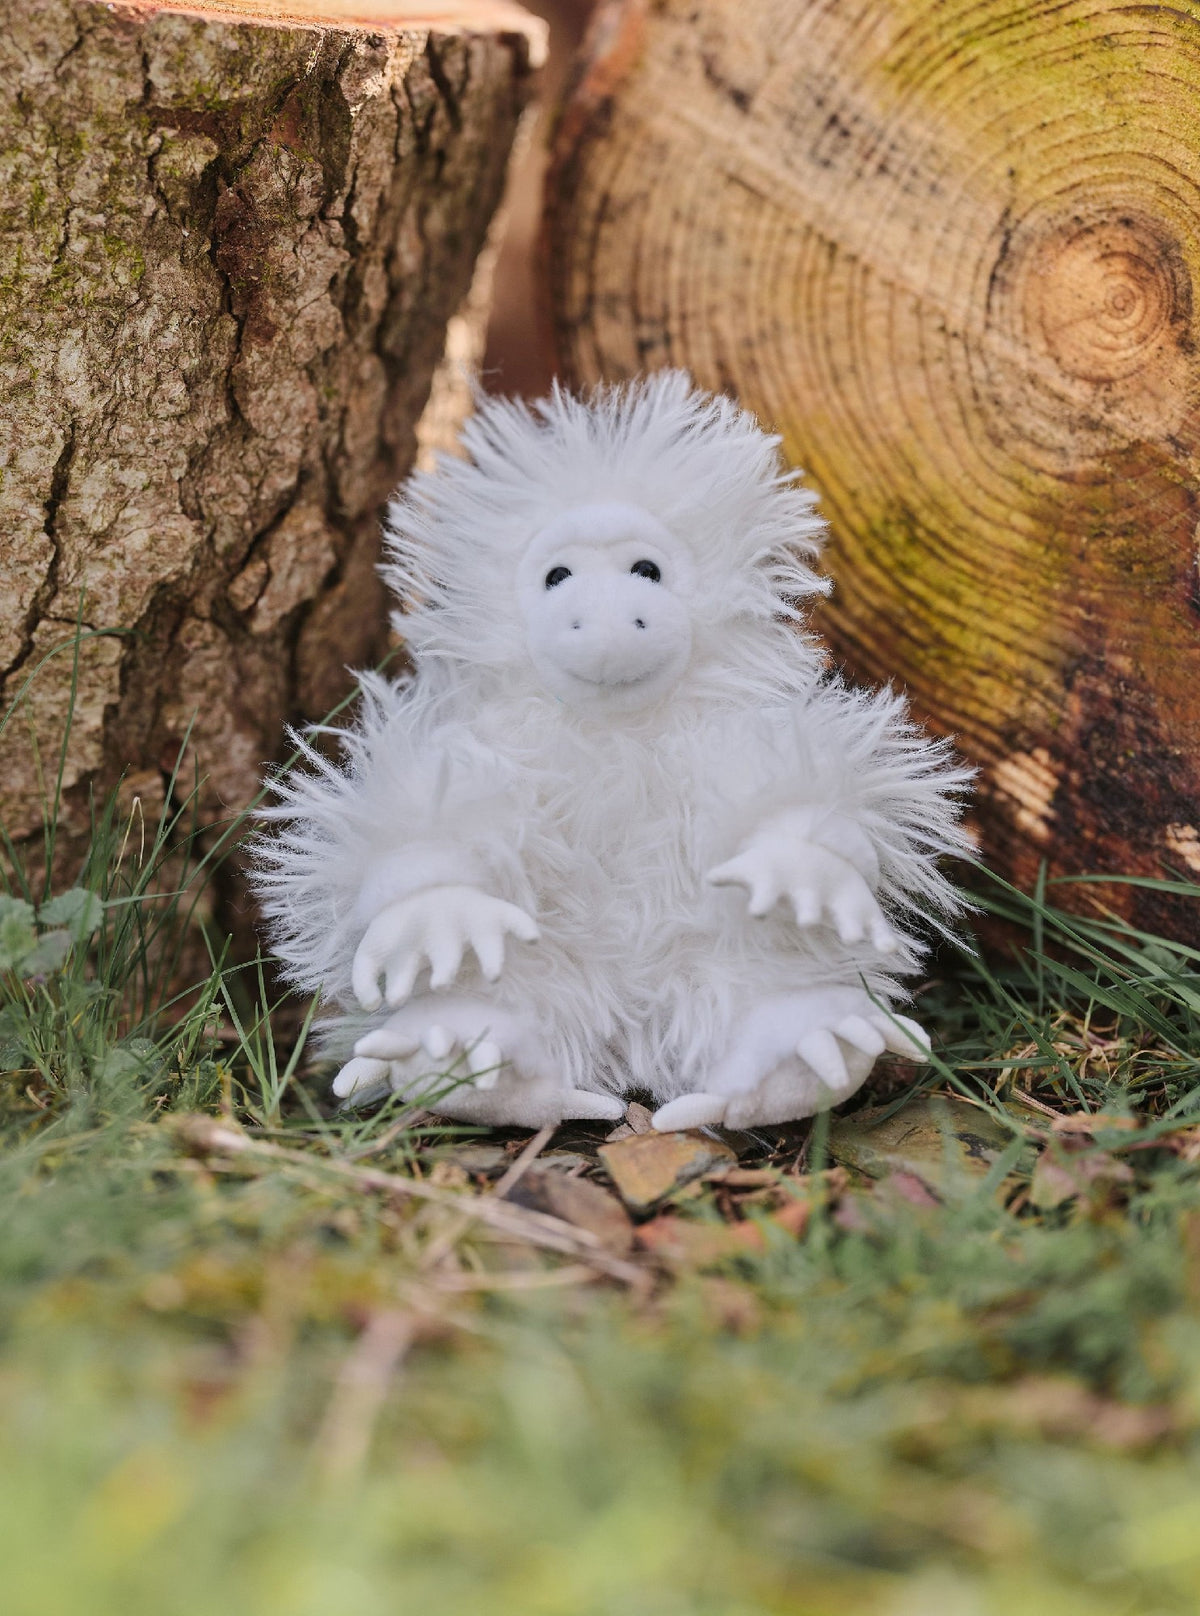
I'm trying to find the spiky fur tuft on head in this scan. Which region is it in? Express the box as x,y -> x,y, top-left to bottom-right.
382,370 -> 828,707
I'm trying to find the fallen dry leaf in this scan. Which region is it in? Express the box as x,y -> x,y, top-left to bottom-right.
767,1168 -> 851,1237
877,1171 -> 941,1209
537,1151 -> 594,1175
705,1167 -> 783,1190
962,1376 -> 1182,1452
1029,1148 -> 1134,1210
506,1168 -> 635,1255
604,1101 -> 655,1144
829,1097 -> 1016,1198
1051,1113 -> 1140,1138
771,1198 -> 812,1238
831,1193 -> 874,1233
625,1102 -> 655,1135
695,1276 -> 764,1334
598,1130 -> 737,1213
440,1144 -> 510,1177
427,1160 -> 471,1192
636,1214 -> 765,1266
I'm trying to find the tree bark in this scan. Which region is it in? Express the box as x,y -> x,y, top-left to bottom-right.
545,0 -> 1200,937
0,0 -> 542,851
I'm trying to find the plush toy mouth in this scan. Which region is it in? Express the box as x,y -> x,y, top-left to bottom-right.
563,667 -> 659,690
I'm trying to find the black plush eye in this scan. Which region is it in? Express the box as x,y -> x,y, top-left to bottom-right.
544,566 -> 571,589
630,559 -> 661,582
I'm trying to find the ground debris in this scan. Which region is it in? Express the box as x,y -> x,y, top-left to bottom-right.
167,1114 -> 648,1287
603,1100 -> 655,1142
440,1143 -> 510,1176
1051,1112 -> 1140,1137
958,1376 -> 1184,1452
828,1096 -> 1017,1196
1029,1147 -> 1134,1211
598,1129 -> 738,1212
636,1214 -> 765,1266
505,1167 -> 634,1255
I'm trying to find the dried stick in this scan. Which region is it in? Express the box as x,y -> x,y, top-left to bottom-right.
171,1116 -> 646,1288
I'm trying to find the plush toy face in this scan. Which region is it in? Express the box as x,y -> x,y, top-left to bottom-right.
516,501 -> 696,712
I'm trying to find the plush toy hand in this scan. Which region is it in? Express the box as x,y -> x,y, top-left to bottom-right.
351,885 -> 539,1011
707,835 -> 898,952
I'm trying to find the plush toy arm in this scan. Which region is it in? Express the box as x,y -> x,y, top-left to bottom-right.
349,841 -> 492,933
351,885 -> 540,1012
707,807 -> 899,952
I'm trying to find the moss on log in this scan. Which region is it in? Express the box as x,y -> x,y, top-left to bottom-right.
546,0 -> 1200,937
0,0 -> 541,847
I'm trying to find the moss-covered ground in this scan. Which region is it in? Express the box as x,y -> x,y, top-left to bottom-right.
2,660 -> 1199,1616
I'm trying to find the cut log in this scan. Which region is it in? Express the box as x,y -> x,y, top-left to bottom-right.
0,0 -> 543,851
545,0 -> 1200,937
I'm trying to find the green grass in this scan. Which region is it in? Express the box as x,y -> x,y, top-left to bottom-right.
2,644 -> 1200,1615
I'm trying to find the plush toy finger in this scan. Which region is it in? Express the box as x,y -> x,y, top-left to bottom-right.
826,865 -> 879,946
813,862 -> 899,954
834,1014 -> 887,1058
469,924 -> 507,983
383,949 -> 424,1008
467,1039 -> 504,1089
332,1054 -> 393,1101
869,914 -> 899,954
421,1024 -> 455,1061
788,886 -> 823,927
830,902 -> 865,946
796,1028 -> 851,1091
495,900 -> 541,945
354,1026 -> 421,1060
353,902 -> 430,1008
873,1013 -> 932,1059
651,1092 -> 729,1131
426,919 -> 466,991
351,931 -> 392,1011
468,900 -> 541,981
706,852 -> 781,918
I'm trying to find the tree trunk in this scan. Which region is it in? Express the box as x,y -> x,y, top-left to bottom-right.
0,0 -> 542,853
545,0 -> 1200,938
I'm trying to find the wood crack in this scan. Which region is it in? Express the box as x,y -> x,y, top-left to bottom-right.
1,422 -> 75,690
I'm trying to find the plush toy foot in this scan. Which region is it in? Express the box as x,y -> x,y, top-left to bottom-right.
651,987 -> 930,1131
333,993 -> 624,1128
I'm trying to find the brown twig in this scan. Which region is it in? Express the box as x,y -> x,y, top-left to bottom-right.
171,1115 -> 646,1287
313,1309 -> 415,1484
420,1122 -> 558,1273
1007,1088 -> 1067,1120
493,1123 -> 555,1197
429,1263 -> 597,1292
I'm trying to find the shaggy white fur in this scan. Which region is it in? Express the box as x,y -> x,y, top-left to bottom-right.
255,372 -> 974,1129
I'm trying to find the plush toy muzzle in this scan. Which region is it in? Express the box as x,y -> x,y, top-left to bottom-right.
517,500 -> 694,710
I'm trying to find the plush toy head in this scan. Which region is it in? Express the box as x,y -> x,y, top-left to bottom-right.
516,501 -> 696,711
384,371 -> 830,713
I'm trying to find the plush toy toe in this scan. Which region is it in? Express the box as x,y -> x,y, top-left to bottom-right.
651,1093 -> 729,1131
563,1089 -> 627,1122
332,1054 -> 394,1105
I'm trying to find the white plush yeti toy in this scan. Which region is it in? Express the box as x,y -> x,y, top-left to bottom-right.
257,373 -> 972,1131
